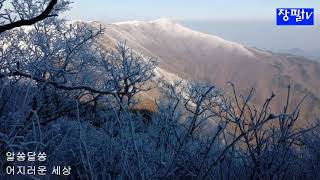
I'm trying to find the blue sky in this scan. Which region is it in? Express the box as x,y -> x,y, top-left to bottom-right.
66,0 -> 320,22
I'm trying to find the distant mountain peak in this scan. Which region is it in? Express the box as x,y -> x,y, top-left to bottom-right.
112,20 -> 144,25
151,18 -> 177,24
113,18 -> 177,26
108,19 -> 255,57
86,20 -> 320,123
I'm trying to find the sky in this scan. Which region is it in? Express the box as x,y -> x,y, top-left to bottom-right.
65,0 -> 320,53
67,0 -> 320,21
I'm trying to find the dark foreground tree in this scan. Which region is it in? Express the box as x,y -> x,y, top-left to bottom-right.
0,1 -> 319,180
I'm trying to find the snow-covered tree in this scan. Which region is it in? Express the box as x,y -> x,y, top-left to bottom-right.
0,0 -> 319,179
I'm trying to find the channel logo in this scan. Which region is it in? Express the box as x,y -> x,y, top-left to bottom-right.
277,8 -> 314,25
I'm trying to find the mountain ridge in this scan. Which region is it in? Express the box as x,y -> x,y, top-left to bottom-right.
93,19 -> 320,123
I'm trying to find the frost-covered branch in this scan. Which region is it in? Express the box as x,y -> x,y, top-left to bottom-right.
0,0 -> 58,33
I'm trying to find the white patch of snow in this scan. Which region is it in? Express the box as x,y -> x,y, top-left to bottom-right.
113,20 -> 145,26
154,67 -> 182,85
68,19 -> 85,24
150,18 -> 177,24
113,19 -> 176,26
112,18 -> 255,57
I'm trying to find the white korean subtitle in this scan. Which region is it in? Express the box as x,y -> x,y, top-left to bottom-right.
5,151 -> 71,177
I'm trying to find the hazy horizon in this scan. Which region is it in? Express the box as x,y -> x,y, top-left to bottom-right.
181,20 -> 320,53
65,0 -> 320,54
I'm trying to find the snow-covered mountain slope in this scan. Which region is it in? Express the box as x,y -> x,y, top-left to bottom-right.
95,19 -> 320,123
111,18 -> 254,57
104,18 -> 257,72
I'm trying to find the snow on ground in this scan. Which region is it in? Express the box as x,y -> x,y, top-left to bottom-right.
112,18 -> 255,57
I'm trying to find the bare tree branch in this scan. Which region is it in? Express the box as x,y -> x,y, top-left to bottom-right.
0,0 -> 57,34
